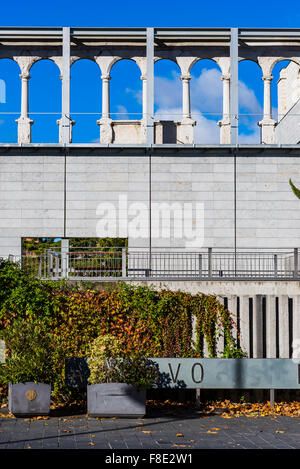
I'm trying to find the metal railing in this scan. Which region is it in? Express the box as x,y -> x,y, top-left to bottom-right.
9,247 -> 300,280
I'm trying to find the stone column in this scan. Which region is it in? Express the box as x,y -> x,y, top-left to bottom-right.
182,74 -> 191,119
218,74 -> 231,144
16,72 -> 33,143
177,73 -> 195,144
97,74 -> 113,143
258,75 -> 276,144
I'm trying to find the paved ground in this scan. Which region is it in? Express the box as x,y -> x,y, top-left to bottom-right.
0,407 -> 299,450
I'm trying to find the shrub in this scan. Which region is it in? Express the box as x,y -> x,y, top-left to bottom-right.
0,260 -> 245,404
87,334 -> 159,389
0,318 -> 62,385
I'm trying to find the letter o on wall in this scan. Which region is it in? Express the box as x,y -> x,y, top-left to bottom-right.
191,363 -> 204,384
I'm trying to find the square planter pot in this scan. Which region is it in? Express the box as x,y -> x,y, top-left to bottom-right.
87,383 -> 146,418
8,382 -> 51,417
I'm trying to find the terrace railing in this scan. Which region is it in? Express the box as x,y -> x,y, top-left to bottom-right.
9,247 -> 300,280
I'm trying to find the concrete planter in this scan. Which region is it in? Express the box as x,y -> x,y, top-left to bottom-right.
87,383 -> 146,418
8,382 -> 51,417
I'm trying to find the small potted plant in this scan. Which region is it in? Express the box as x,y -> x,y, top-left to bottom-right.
0,319 -> 58,417
87,334 -> 158,418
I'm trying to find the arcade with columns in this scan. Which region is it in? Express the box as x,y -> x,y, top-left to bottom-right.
1,27 -> 300,146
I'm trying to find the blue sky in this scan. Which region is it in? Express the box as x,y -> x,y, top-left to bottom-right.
0,0 -> 299,144
1,0 -> 300,28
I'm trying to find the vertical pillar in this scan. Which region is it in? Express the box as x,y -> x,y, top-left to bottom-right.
59,27 -> 74,144
57,76 -> 75,143
141,74 -> 147,120
292,296 -> 300,362
230,28 -> 239,145
61,239 -> 69,279
16,72 -> 33,143
102,75 -> 111,118
181,74 -> 191,119
239,295 -> 250,357
253,295 -> 264,358
146,27 -> 154,146
266,295 -> 276,358
258,75 -> 276,144
178,73 -> 195,144
216,296 -> 225,356
294,248 -> 299,278
218,74 -> 231,144
140,75 -> 148,143
278,295 -> 290,358
227,295 -> 238,342
122,247 -> 127,277
98,74 -> 113,143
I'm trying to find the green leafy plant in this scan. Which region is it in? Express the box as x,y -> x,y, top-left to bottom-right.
0,318 -> 62,385
289,178 -> 300,199
87,334 -> 158,389
0,260 -> 245,404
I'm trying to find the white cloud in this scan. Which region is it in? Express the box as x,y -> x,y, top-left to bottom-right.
134,66 -> 264,143
115,105 -> 129,119
191,68 -> 223,113
193,113 -> 220,144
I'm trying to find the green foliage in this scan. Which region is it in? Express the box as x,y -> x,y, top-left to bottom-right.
0,260 -> 245,403
289,178 -> 300,200
87,334 -> 158,389
0,318 -> 62,385
87,335 -> 124,384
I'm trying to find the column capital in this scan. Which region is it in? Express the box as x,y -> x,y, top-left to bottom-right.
221,74 -> 230,81
262,75 -> 273,82
20,72 -> 30,80
181,74 -> 191,82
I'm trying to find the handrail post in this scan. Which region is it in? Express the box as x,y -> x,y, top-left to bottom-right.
61,239 -> 69,279
122,247 -> 127,277
198,253 -> 202,277
294,248 -> 298,278
274,254 -> 278,278
208,248 -> 212,278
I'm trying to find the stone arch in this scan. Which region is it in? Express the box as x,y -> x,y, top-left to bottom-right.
270,59 -> 300,122
154,58 -> 182,120
29,58 -> 62,143
189,58 -> 224,144
189,56 -> 223,75
70,58 -> 102,143
0,57 -> 21,73
29,56 -> 62,75
238,59 -> 264,144
0,58 -> 21,143
269,57 -> 300,76
71,56 -> 101,72
109,56 -> 143,77
109,58 -> 142,121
